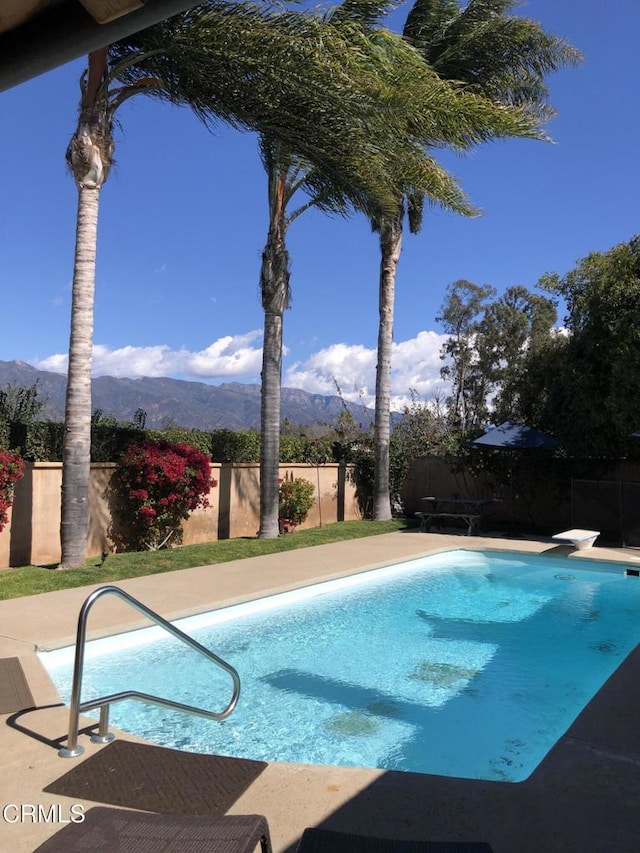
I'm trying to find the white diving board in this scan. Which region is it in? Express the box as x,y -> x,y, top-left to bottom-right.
552,529 -> 600,550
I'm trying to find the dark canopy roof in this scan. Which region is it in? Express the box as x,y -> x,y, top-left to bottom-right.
471,420 -> 561,450
0,1 -> 200,92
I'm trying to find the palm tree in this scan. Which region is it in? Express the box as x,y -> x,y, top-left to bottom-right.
370,0 -> 581,520
60,48 -> 164,567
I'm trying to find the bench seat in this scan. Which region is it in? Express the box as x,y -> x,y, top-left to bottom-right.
416,511 -> 481,536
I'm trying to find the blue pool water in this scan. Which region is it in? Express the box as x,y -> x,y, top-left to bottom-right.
41,550 -> 640,782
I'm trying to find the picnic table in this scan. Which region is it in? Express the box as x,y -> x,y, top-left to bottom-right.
416,496 -> 496,536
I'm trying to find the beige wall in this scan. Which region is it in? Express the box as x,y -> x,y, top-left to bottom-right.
3,462 -> 361,568
181,463 -> 222,545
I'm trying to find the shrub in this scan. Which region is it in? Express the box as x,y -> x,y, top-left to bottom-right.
278,476 -> 315,530
0,449 -> 25,533
112,440 -> 215,551
345,435 -> 406,517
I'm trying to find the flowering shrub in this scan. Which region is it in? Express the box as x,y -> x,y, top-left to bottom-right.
278,477 -> 315,532
0,449 -> 25,533
113,440 -> 215,551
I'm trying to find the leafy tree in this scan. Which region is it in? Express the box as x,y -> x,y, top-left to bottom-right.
369,0 -> 581,520
437,281 -> 557,432
507,333 -> 568,438
392,388 -> 453,460
0,382 -> 46,450
111,2 -> 458,214
438,279 -> 496,431
114,1 -> 574,534
521,235 -> 640,456
478,286 -> 556,422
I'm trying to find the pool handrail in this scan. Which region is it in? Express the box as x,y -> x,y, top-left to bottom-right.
58,584 -> 241,758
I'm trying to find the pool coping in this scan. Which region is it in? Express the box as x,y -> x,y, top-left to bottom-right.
1,529 -> 639,851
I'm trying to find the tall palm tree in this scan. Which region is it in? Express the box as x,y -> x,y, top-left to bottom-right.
370,0 -> 581,520
60,48 -> 164,567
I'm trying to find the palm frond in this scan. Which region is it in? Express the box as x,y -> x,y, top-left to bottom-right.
328,0 -> 397,28
403,0 -> 582,111
109,0 -> 568,221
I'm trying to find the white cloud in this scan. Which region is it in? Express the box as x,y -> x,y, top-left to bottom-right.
32,329 -> 450,409
284,330 -> 449,409
35,331 -> 265,380
285,343 -> 376,401
36,353 -> 69,374
181,332 -> 266,377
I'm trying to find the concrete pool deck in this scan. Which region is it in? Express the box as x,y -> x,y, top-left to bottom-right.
1,529 -> 639,852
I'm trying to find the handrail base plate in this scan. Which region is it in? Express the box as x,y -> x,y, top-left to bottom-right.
91,732 -> 116,745
59,744 -> 85,758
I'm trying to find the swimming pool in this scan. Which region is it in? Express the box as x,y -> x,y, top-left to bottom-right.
41,549 -> 640,782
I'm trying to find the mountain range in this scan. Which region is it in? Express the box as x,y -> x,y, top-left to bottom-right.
0,360 -> 376,431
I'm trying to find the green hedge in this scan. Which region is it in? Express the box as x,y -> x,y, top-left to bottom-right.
9,421 -> 65,461
2,421 -> 343,464
91,424 -> 145,462
209,429 -> 260,462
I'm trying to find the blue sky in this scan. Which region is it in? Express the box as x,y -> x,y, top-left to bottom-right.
1,0 -> 639,410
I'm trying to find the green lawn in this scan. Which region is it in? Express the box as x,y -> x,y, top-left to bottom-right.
0,519 -> 413,600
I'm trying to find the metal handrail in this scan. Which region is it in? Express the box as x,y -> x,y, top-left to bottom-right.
58,585 -> 241,758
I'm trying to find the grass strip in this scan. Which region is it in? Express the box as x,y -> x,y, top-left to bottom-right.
0,519 -> 412,600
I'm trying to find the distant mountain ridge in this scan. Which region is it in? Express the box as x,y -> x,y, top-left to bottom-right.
0,360 -> 375,430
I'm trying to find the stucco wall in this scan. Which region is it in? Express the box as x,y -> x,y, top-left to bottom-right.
2,461 -> 360,568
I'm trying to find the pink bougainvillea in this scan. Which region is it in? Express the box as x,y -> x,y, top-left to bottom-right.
113,440 -> 215,551
0,450 -> 25,534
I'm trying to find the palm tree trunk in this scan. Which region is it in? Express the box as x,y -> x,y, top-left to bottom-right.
60,185 -> 100,567
373,216 -> 402,521
60,50 -> 112,568
259,307 -> 283,538
258,179 -> 290,538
